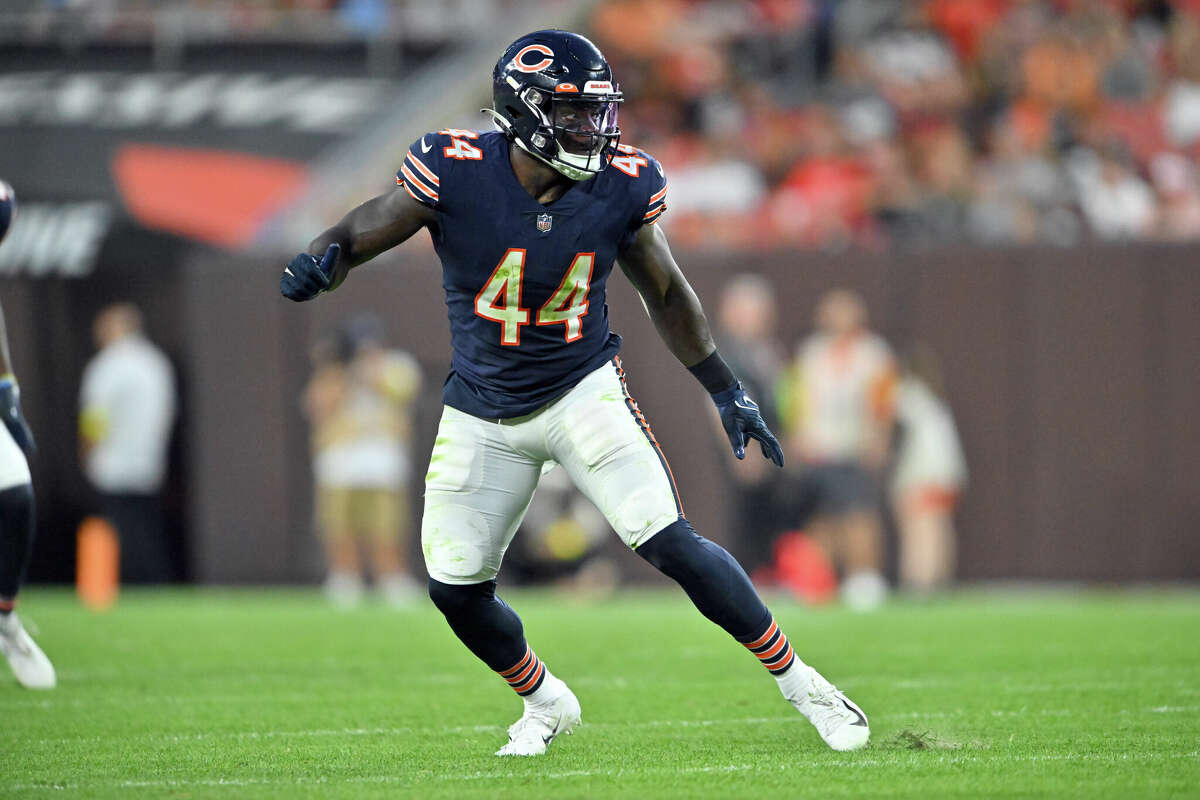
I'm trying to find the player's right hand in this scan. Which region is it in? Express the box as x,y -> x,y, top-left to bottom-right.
0,376 -> 36,459
281,243 -> 340,302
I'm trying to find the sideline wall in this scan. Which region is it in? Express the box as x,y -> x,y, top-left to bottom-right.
14,243 -> 1200,583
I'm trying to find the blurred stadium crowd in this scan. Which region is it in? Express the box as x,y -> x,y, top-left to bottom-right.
589,0 -> 1200,249
19,0 -> 1200,250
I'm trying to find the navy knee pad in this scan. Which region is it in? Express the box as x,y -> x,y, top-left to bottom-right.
427,577 -> 494,617
427,578 -> 527,672
635,518 -> 770,641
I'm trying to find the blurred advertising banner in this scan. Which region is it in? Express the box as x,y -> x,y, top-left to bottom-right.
0,200 -> 113,278
0,42 -> 401,249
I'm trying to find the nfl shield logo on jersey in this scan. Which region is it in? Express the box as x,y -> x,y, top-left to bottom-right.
537,213 -> 553,232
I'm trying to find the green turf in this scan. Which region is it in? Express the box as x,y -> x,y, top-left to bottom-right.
3,587 -> 1198,799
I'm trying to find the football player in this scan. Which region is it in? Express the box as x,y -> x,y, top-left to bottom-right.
282,30 -> 868,754
0,180 -> 56,689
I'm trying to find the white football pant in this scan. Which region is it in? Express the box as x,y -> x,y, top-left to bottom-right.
422,360 -> 682,585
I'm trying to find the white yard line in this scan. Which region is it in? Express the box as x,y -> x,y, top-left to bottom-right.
17,705 -> 1195,748
6,750 -> 1198,793
1147,706 -> 1200,713
5,677 -> 1194,714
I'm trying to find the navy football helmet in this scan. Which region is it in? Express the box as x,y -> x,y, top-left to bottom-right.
487,30 -> 622,181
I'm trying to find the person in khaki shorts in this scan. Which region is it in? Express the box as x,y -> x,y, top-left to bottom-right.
784,289 -> 896,611
304,315 -> 422,607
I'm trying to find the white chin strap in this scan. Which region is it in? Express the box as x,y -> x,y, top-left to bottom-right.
514,136 -> 599,182
555,145 -> 606,180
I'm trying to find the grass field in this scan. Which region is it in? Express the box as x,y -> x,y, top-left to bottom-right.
3,587 -> 1198,799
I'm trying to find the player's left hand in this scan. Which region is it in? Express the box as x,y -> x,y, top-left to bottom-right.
0,376 -> 36,459
713,383 -> 784,467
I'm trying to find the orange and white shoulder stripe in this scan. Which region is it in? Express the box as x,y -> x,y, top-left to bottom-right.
396,149 -> 440,207
643,183 -> 668,225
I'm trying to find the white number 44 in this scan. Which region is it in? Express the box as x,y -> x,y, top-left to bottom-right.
475,248 -> 595,345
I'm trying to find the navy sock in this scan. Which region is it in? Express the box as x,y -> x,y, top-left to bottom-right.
636,518 -> 794,674
427,578 -> 546,696
0,483 -> 34,602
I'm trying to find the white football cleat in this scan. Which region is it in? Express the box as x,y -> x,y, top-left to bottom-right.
0,612 -> 56,690
785,665 -> 868,751
495,676 -> 581,757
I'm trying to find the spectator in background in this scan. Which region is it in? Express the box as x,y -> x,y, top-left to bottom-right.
1150,151 -> 1200,240
663,138 -> 767,248
768,105 -> 874,248
1163,10 -> 1200,151
924,0 -> 1009,66
79,303 -> 176,584
712,274 -> 786,574
969,111 -> 1080,245
782,289 -> 894,611
866,137 -> 926,243
907,121 -> 974,242
854,8 -> 967,122
891,343 -> 967,596
303,314 -> 422,608
1070,140 -> 1157,239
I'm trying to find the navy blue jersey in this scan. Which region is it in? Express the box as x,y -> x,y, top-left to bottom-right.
397,129 -> 668,419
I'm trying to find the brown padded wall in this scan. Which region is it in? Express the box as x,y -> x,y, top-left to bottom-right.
171,243 -> 1200,583
11,242 -> 1200,583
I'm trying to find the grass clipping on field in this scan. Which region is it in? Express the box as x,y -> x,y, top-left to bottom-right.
886,729 -> 959,751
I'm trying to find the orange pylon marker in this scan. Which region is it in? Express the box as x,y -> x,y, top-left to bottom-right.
77,516 -> 119,611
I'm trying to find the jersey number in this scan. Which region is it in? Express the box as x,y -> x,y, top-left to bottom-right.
610,143 -> 647,177
476,249 -> 595,346
441,129 -> 483,160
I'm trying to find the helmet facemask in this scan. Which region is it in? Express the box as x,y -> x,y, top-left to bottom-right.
514,87 -> 622,181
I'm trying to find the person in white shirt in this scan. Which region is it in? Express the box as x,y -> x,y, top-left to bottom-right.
891,344 -> 967,595
1070,143 -> 1157,240
79,303 -> 176,583
784,290 -> 896,610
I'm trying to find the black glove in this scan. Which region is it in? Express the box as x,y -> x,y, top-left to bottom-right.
0,376 -> 36,458
280,243 -> 340,302
712,382 -> 784,467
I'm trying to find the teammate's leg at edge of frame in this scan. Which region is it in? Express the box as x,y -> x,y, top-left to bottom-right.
0,482 -> 56,690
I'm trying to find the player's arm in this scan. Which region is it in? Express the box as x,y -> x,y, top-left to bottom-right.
309,188 -> 436,286
281,187 -> 435,302
618,224 -> 783,466
0,300 -> 36,457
